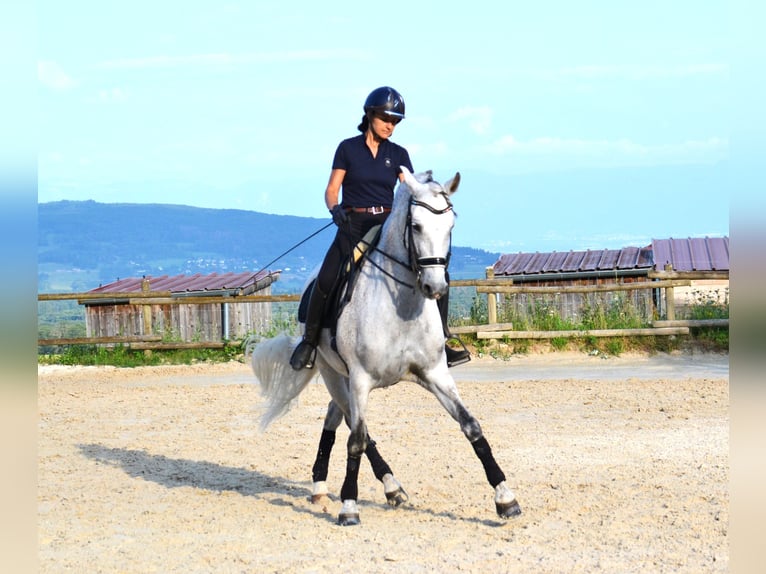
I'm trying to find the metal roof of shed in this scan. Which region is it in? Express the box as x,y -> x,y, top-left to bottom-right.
651,237 -> 729,271
89,270 -> 279,295
493,236 -> 728,277
493,246 -> 653,277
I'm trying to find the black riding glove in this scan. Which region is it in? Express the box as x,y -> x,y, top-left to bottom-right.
330,204 -> 348,227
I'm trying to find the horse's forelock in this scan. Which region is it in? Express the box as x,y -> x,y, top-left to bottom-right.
398,167 -> 454,210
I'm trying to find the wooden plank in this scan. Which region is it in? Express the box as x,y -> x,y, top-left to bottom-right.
127,341 -> 241,350
476,280 -> 691,295
647,270 -> 729,280
128,294 -> 300,305
38,335 -> 163,345
38,291 -> 172,301
653,319 -> 729,328
450,322 -> 514,334
477,327 -> 690,339
450,278 -> 514,287
38,292 -> 298,303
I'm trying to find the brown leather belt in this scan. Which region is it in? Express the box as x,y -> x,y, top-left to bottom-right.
346,206 -> 391,215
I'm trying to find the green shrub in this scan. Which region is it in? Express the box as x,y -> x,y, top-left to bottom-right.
550,336 -> 569,351
686,287 -> 729,320
605,338 -> 625,356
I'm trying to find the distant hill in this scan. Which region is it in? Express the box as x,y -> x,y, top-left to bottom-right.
38,201 -> 500,293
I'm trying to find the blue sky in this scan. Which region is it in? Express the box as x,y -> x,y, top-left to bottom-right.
37,1 -> 733,253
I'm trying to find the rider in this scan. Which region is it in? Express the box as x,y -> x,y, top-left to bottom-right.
289,86 -> 471,371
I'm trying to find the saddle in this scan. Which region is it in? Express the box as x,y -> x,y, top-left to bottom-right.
297,225 -> 382,335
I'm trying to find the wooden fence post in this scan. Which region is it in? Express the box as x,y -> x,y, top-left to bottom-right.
664,263 -> 675,321
141,277 -> 153,335
485,266 -> 497,325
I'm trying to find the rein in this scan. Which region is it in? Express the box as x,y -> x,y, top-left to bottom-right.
243,221 -> 334,288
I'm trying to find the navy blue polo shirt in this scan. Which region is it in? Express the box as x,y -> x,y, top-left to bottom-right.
332,134 -> 413,209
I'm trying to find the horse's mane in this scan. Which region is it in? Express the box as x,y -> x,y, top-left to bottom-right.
381,169 -> 441,251
375,177 -> 413,255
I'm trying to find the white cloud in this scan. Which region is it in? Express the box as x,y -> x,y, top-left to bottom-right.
97,87 -> 128,102
448,106 -> 492,135
98,50 -> 369,69
487,135 -> 728,165
408,141 -> 449,160
538,63 -> 728,81
38,60 -> 76,90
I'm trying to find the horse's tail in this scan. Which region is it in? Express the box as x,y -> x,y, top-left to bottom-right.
245,333 -> 318,431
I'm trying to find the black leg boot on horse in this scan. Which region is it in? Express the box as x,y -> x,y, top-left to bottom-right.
290,283 -> 329,370
438,283 -> 471,368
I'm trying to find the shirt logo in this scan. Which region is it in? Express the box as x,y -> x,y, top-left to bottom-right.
384,157 -> 392,168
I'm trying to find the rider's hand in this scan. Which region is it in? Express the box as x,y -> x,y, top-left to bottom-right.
330,204 -> 348,227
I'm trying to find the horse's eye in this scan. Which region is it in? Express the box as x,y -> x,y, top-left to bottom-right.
412,224 -> 422,234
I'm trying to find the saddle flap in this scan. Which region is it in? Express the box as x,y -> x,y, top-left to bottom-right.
348,224 -> 382,271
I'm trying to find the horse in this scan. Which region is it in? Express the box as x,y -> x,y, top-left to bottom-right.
249,166 -> 522,525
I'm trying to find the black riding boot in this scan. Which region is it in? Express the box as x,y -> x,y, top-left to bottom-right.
290,283 -> 329,370
437,289 -> 471,368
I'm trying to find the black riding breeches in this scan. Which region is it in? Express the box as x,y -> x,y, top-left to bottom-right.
314,211 -> 389,296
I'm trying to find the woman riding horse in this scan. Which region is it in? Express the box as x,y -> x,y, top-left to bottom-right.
250,165 -> 522,525
289,86 -> 470,371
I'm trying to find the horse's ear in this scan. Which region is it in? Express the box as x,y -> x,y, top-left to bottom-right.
444,172 -> 461,195
400,165 -> 420,190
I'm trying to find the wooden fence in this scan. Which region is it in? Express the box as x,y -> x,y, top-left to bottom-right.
38,269 -> 728,350
449,268 -> 728,339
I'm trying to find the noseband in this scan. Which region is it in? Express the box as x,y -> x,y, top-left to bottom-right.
405,192 -> 454,276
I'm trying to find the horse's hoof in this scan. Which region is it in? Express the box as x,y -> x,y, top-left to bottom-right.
496,499 -> 522,519
310,493 -> 332,513
338,499 -> 360,526
385,487 -> 409,507
338,513 -> 361,526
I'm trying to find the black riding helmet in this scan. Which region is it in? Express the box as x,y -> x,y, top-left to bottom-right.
364,86 -> 405,120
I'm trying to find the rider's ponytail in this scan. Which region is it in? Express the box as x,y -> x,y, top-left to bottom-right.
357,114 -> 369,133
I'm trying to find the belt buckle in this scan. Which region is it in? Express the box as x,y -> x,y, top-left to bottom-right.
370,206 -> 384,215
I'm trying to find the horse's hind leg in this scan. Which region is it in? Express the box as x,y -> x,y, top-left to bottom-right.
365,436 -> 409,507
310,401 -> 343,504
310,400 -> 408,507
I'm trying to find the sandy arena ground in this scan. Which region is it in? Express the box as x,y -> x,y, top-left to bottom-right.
38,351 -> 729,573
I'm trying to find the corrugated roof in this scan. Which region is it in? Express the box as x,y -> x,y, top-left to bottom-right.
89,270 -> 279,295
493,236 -> 729,277
651,237 -> 729,271
493,246 -> 654,277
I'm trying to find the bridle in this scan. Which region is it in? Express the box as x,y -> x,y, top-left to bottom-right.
405,192 -> 454,275
351,190 -> 455,292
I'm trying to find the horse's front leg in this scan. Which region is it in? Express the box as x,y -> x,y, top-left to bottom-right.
337,422 -> 366,526
337,377 -> 372,526
425,373 -> 522,519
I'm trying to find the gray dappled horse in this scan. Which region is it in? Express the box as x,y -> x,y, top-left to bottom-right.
249,167 -> 521,525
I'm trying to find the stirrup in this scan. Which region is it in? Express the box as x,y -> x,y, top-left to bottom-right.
290,340 -> 317,370
445,337 -> 471,368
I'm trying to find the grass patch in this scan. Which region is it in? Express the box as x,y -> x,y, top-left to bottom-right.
38,343 -> 242,368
